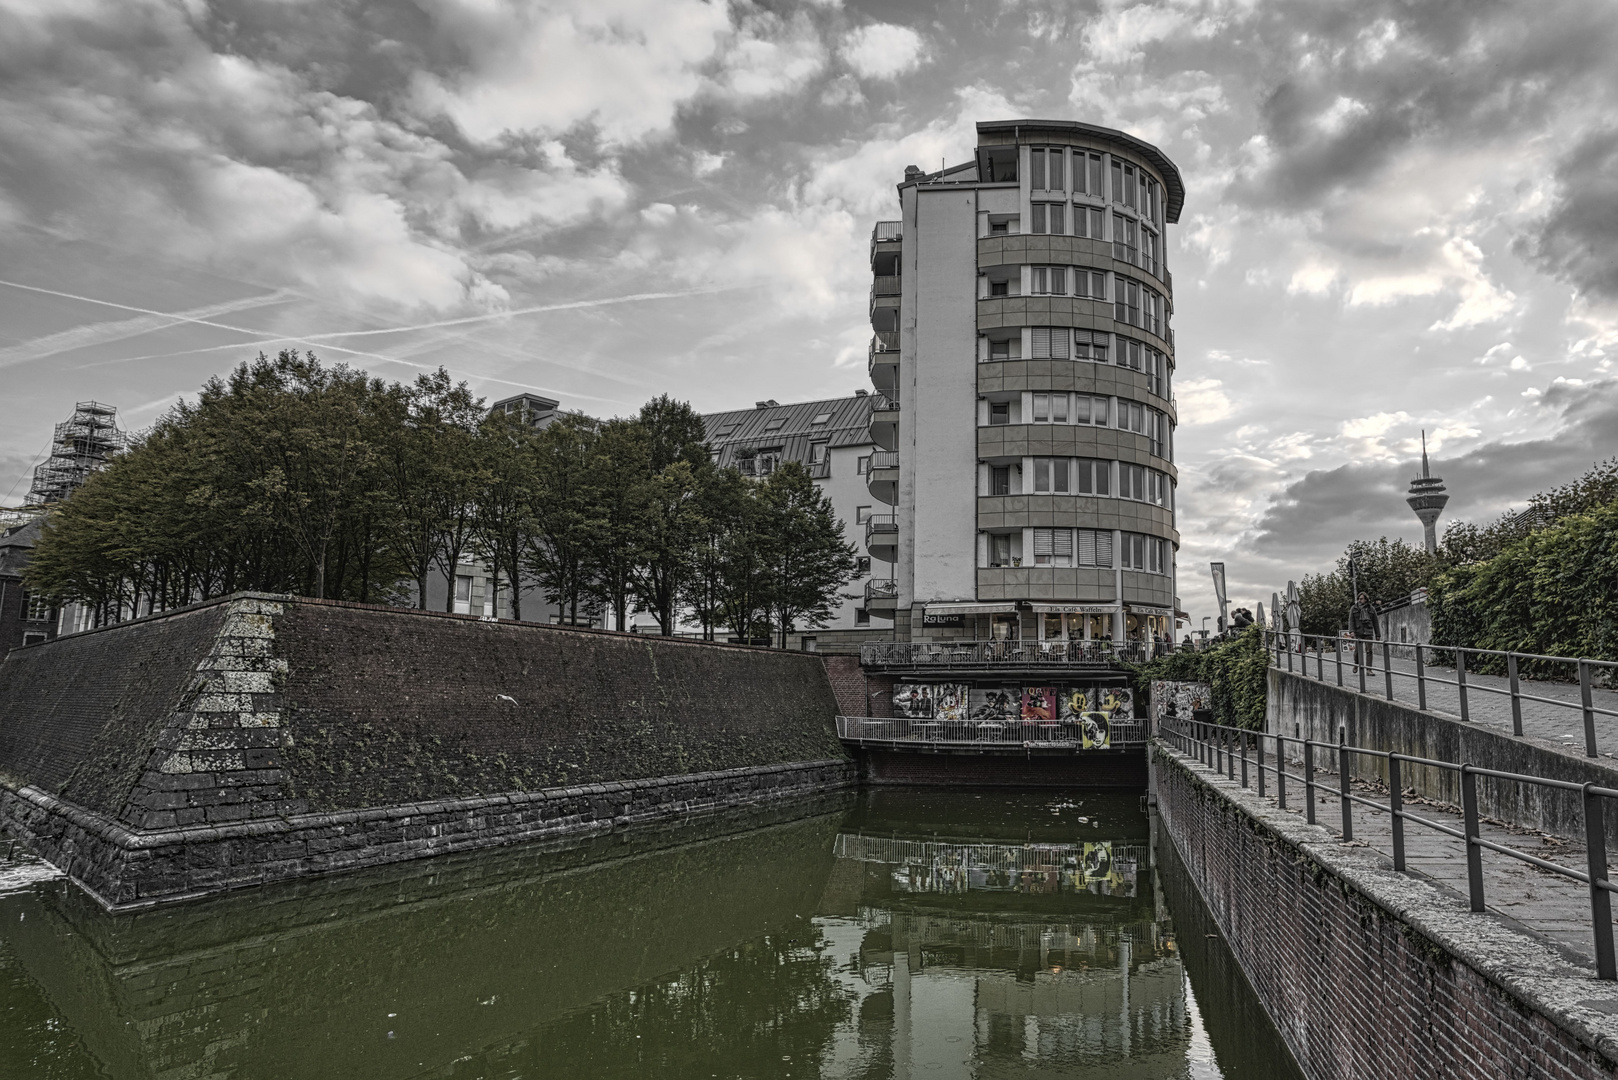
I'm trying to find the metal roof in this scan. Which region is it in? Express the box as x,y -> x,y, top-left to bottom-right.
975,119 -> 1186,224
702,394 -> 875,467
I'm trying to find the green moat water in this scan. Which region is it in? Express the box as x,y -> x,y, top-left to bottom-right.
1,790 -> 1301,1079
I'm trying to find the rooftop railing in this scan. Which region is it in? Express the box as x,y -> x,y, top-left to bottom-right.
872,221 -> 902,243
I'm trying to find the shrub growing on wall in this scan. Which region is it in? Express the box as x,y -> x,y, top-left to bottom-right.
1132,625 -> 1269,730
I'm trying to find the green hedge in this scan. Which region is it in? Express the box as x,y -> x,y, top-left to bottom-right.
1130,625 -> 1269,730
1429,502 -> 1618,676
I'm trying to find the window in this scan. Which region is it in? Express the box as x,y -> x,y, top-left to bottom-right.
1032,393 -> 1069,424
1118,465 -> 1170,506
1073,151 -> 1105,196
1072,205 -> 1106,239
1072,268 -> 1107,299
22,632 -> 47,647
800,637 -> 818,652
810,412 -> 832,426
857,455 -> 871,474
1143,174 -> 1162,226
1111,159 -> 1137,209
989,338 -> 1015,360
24,592 -> 52,621
989,401 -> 1010,426
751,449 -> 783,476
856,556 -> 872,575
1115,277 -> 1142,328
454,574 -> 474,615
856,505 -> 873,524
1033,527 -> 1073,566
808,441 -> 829,465
855,608 -> 871,626
1113,214 -> 1138,264
1030,266 -> 1066,295
989,533 -> 1014,567
713,424 -> 738,439
1029,203 -> 1064,234
1032,457 -> 1070,493
1029,147 -> 1065,190
1073,459 -> 1110,495
990,466 -> 1011,495
989,279 -> 1009,297
1075,330 -> 1109,362
1142,286 -> 1164,337
1121,533 -> 1167,573
1030,327 -> 1070,359
1119,400 -> 1145,434
989,219 -> 1009,236
1076,528 -> 1114,567
1072,394 -> 1108,425
1141,229 -> 1160,276
762,416 -> 787,431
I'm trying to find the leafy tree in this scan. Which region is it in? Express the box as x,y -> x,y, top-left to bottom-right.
682,467 -> 750,640
471,411 -> 539,621
582,417 -> 651,632
526,413 -> 603,626
1131,625 -> 1269,729
1295,537 -> 1436,635
630,459 -> 706,635
754,462 -> 859,649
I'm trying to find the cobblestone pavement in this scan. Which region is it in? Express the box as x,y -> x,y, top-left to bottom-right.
1205,747 -> 1618,972
1279,647 -> 1618,759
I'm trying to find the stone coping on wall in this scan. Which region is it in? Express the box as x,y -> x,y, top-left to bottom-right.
1152,742 -> 1618,1074
1,758 -> 857,911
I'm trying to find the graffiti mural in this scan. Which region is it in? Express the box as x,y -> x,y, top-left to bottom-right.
933,684 -> 969,722
1151,680 -> 1212,724
968,688 -> 1020,722
892,685 -> 934,719
1058,688 -> 1089,719
1021,686 -> 1056,722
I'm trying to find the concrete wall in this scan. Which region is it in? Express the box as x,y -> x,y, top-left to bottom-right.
1268,668 -> 1618,847
1153,744 -> 1618,1080
0,594 -> 855,908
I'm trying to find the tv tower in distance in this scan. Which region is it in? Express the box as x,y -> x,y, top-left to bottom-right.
1406,430 -> 1450,554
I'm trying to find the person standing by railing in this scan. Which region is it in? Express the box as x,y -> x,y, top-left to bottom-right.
1349,591 -> 1379,673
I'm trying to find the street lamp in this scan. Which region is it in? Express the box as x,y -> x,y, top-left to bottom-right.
1201,616 -> 1211,641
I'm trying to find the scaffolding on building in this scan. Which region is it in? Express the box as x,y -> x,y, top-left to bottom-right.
26,401 -> 129,506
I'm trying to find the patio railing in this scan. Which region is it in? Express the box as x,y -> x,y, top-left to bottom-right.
836,714 -> 1148,748
860,639 -> 1148,669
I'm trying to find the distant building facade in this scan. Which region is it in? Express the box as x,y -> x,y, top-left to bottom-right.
0,519 -> 58,653
867,119 -> 1185,648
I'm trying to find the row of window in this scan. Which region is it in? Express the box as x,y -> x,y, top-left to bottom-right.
983,269 -> 1169,337
983,330 -> 1170,398
984,527 -> 1170,573
1026,148 -> 1165,228
986,458 -> 1173,507
1021,205 -> 1163,274
984,394 -> 1170,457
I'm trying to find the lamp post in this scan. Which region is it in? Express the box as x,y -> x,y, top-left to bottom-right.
1201,616 -> 1211,642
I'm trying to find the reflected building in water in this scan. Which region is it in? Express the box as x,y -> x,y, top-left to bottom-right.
0,791 -> 1298,1079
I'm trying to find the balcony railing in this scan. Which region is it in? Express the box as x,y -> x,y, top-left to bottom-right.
836,714 -> 1149,749
865,579 -> 899,602
872,221 -> 902,243
870,331 -> 899,353
869,451 -> 899,470
871,394 -> 899,414
865,514 -> 897,544
871,275 -> 901,297
860,639 -> 1147,669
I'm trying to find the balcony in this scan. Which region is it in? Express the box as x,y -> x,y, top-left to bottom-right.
859,639 -> 1145,673
868,394 -> 899,451
836,713 -> 1148,751
865,513 -> 897,561
868,332 -> 899,391
865,578 -> 899,616
871,220 -> 901,274
870,274 -> 899,332
866,450 -> 899,505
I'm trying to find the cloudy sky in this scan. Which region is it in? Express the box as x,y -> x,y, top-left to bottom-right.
2,0 -> 1616,623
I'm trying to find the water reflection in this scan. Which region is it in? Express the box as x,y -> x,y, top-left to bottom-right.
0,789 -> 1299,1079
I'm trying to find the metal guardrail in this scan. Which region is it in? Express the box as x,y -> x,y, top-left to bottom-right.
870,331 -> 899,353
1266,630 -> 1618,757
1161,713 -> 1618,979
860,639 -> 1147,668
865,579 -> 899,602
864,514 -> 897,546
838,714 -> 1148,748
872,221 -> 902,243
869,451 -> 899,470
871,394 -> 899,414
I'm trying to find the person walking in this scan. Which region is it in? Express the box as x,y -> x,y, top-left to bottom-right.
1349,591 -> 1379,672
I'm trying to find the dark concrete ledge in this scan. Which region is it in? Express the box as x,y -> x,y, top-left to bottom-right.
1153,742 -> 1618,1079
1270,668 -> 1618,847
1,758 -> 856,912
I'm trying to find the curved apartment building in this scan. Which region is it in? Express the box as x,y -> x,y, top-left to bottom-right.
865,119 -> 1184,648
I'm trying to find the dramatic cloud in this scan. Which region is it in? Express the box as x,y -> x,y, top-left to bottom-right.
4,0 -> 1618,627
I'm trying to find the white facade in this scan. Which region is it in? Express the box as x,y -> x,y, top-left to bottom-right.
869,119 -> 1185,647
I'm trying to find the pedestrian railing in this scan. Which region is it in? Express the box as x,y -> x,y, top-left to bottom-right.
1160,713 -> 1618,979
1265,630 -> 1618,758
836,714 -> 1148,748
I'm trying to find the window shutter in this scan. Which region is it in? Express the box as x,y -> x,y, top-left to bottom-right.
1097,530 -> 1114,566
1034,528 -> 1053,556
1053,529 -> 1073,558
1032,327 -> 1051,358
1050,326 -> 1069,358
1031,149 -> 1044,189
1077,530 -> 1095,565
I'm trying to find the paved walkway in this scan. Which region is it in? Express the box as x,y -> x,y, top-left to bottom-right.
1280,647 -> 1618,758
1201,746 -> 1618,972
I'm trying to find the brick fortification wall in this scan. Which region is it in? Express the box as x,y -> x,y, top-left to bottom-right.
1153,744 -> 1618,1080
0,595 -> 853,909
